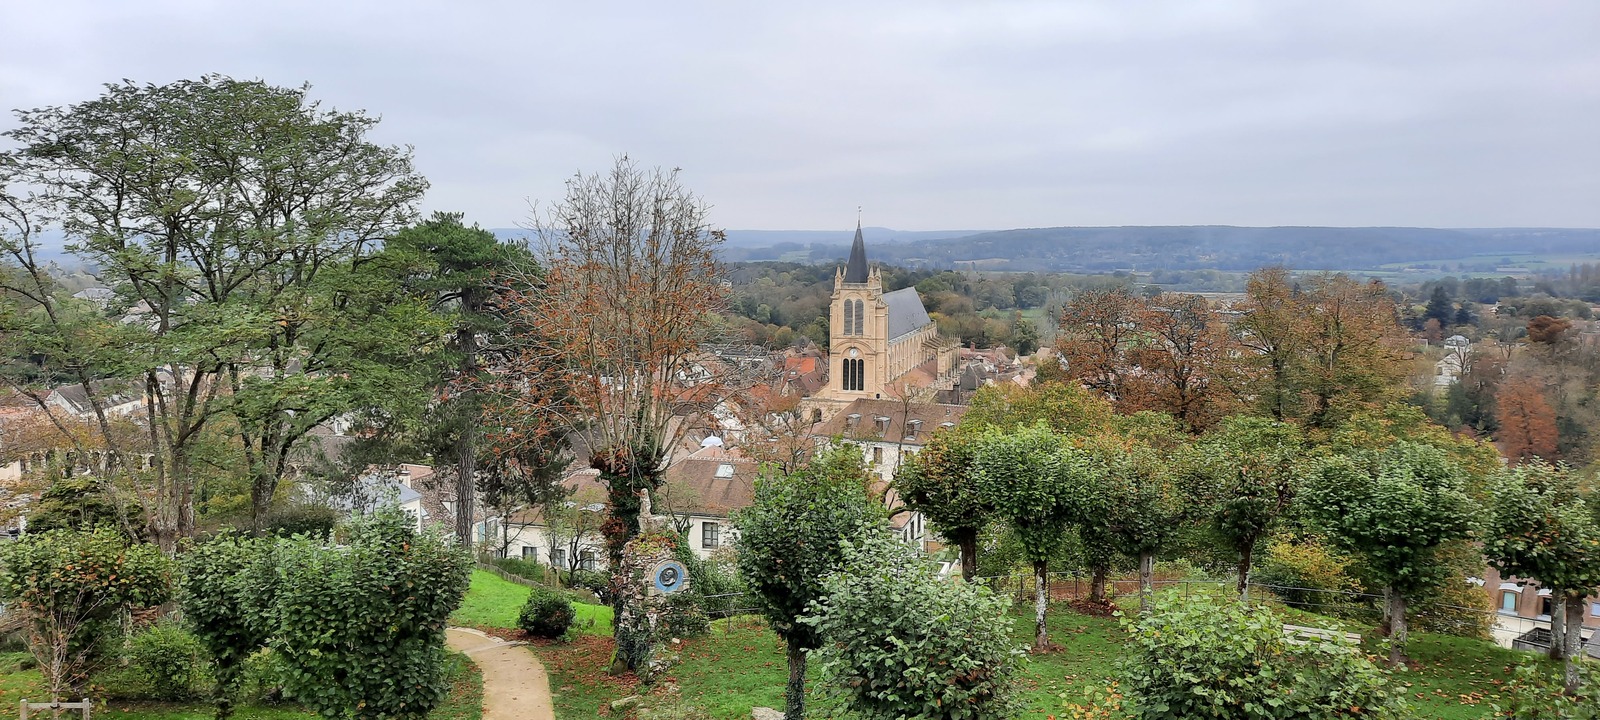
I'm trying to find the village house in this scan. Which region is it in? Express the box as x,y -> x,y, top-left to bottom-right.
1480,566 -> 1600,657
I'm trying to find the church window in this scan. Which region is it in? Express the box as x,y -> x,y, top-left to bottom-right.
853,299 -> 865,335
844,358 -> 865,392
843,300 -> 855,335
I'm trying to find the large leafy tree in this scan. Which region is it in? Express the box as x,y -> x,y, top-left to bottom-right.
1055,287 -> 1154,413
734,446 -> 884,720
1494,376 -> 1559,464
383,212 -> 564,547
1483,461 -> 1600,692
0,76 -> 431,543
1231,268 -> 1410,426
971,423 -> 1096,650
1302,442 -> 1476,666
894,426 -> 989,581
1189,415 -> 1305,600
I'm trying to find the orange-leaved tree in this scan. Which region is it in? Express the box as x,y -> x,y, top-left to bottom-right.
1494,375 -> 1558,463
485,157 -> 726,669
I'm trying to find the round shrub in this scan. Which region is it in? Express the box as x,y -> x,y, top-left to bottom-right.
518,587 -> 575,638
804,535 -> 1021,720
125,620 -> 209,700
1117,590 -> 1408,720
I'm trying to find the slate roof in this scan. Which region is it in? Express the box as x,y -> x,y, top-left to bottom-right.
813,398 -> 966,446
659,445 -> 757,517
884,287 -> 933,340
844,225 -> 869,283
47,380 -> 140,416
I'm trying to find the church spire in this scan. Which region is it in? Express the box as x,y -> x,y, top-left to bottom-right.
844,217 -> 869,283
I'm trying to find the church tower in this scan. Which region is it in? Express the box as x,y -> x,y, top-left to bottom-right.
827,223 -> 887,399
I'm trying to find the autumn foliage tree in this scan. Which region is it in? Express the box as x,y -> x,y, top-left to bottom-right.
1234,268 -> 1410,427
1055,287 -> 1152,412
1495,376 -> 1558,463
487,157 -> 725,669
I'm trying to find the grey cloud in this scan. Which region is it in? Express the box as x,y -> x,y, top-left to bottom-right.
0,0 -> 1595,230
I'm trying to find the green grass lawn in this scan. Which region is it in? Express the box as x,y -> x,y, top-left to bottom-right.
0,651 -> 481,720
534,601 -> 1554,720
450,570 -> 614,636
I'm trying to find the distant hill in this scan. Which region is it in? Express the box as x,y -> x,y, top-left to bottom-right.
735,226 -> 1600,273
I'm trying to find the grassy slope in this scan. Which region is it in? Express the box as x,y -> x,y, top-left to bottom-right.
0,652 -> 482,720
536,605 -> 1553,720
450,570 -> 615,636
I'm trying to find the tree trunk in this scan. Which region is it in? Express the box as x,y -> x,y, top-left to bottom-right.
785,642 -> 806,720
1034,559 -> 1050,651
1387,588 -> 1408,667
957,530 -> 978,583
455,428 -> 477,549
1237,544 -> 1253,602
1549,594 -> 1567,661
1090,565 -> 1108,604
1562,593 -> 1585,694
1138,551 -> 1154,613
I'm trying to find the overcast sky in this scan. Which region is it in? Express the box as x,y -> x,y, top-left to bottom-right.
1,1 -> 1596,230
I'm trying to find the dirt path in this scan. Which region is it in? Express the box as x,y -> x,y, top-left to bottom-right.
448,627 -> 556,720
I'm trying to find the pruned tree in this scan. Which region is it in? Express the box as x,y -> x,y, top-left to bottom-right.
1483,460 -> 1600,692
971,423 -> 1096,650
0,529 -> 172,700
894,426 -> 989,581
1087,425 -> 1193,612
1302,442 -> 1476,666
1189,415 -> 1304,600
961,381 -> 1113,436
735,445 -> 885,720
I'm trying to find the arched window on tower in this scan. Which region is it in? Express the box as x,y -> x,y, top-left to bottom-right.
843,358 -> 865,392
843,299 -> 854,336
853,299 -> 865,336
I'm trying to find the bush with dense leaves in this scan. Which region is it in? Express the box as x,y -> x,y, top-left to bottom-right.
124,620 -> 209,700
1254,537 -> 1357,612
565,569 -> 613,603
490,556 -> 548,583
1118,591 -> 1407,720
264,504 -> 340,539
804,535 -> 1021,720
658,590 -> 709,638
270,510 -> 472,720
517,586 -> 576,638
1493,660 -> 1597,719
0,528 -> 172,697
178,533 -> 279,718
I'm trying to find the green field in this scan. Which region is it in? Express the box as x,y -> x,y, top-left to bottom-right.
534,602 -> 1550,720
450,570 -> 615,636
